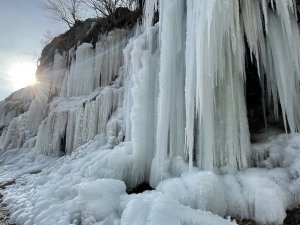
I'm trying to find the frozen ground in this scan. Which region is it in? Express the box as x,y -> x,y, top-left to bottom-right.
0,199 -> 10,225
0,182 -> 14,225
0,131 -> 300,225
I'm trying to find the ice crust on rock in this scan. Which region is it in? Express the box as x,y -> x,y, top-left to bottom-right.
0,87 -> 34,130
61,29 -> 133,98
2,0 -> 300,224
34,86 -> 122,156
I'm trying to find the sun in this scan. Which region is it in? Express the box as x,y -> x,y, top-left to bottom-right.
8,62 -> 37,90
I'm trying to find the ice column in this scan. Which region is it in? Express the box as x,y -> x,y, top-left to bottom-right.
150,0 -> 186,186
123,24 -> 159,185
66,43 -> 96,97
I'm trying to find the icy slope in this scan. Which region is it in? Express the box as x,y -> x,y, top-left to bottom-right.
2,0 -> 300,224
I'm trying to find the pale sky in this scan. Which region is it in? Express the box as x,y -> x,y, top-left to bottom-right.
0,0 -> 66,100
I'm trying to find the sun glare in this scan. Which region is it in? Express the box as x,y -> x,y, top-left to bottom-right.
8,62 -> 37,90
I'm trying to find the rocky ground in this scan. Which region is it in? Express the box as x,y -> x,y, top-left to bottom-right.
0,181 -> 15,225
283,209 -> 300,225
237,208 -> 300,225
0,193 -> 10,225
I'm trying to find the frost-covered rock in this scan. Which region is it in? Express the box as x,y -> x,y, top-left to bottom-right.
0,87 -> 34,130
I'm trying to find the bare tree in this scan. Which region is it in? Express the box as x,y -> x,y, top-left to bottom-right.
84,0 -> 136,19
41,0 -> 82,27
40,30 -> 55,47
122,0 -> 137,10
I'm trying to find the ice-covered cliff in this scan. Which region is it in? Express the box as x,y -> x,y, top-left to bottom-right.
2,0 -> 300,224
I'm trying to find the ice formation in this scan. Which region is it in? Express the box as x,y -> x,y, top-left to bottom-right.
2,0 -> 300,224
0,87 -> 34,129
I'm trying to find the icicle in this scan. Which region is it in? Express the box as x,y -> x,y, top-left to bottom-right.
274,0 -> 295,54
270,0 -> 275,11
185,0 -> 250,171
35,111 -> 69,156
143,0 -> 159,29
64,30 -> 132,98
150,0 -> 186,186
293,0 -> 298,21
241,0 -> 266,76
35,86 -> 121,156
185,0 -> 197,171
96,30 -> 131,87
66,43 -> 96,97
262,0 -> 269,34
264,13 -> 300,133
50,52 -> 67,97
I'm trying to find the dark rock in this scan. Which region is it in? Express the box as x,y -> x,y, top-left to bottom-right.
237,219 -> 257,225
236,208 -> 300,225
244,40 -> 285,140
284,208 -> 300,225
0,180 -> 16,225
127,182 -> 153,194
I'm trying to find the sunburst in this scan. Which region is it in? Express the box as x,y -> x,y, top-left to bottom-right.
8,62 -> 37,90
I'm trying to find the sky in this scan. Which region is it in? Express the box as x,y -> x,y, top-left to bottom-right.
0,0 -> 67,100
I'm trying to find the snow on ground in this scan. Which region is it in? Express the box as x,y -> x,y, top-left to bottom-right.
0,131 -> 300,224
0,138 -> 235,225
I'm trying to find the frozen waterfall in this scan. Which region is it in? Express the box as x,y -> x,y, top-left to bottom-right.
2,0 -> 300,224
